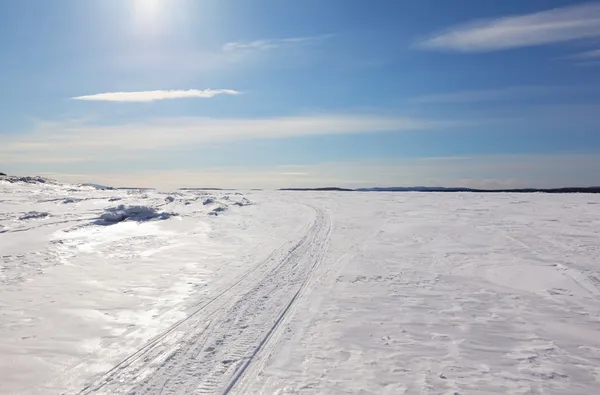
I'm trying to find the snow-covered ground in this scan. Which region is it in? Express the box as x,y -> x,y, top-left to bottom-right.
1,177 -> 600,394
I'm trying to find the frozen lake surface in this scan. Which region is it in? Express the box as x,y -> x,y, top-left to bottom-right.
1,177 -> 600,394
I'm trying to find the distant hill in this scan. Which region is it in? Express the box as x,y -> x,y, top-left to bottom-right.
356,186 -> 473,192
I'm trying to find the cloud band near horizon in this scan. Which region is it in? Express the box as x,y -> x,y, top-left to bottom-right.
0,114 -> 437,163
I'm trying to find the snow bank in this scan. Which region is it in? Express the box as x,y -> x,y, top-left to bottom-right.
203,196 -> 252,208
99,205 -> 177,223
1,176 -> 58,185
83,183 -> 114,190
233,197 -> 253,207
19,211 -> 50,220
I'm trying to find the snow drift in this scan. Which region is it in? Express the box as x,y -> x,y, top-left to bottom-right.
99,205 -> 177,223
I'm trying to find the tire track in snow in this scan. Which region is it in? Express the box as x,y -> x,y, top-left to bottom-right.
78,205 -> 331,395
223,207 -> 332,395
75,239 -> 290,395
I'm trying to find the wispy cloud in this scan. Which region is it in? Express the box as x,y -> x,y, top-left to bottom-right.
417,3 -> 600,52
112,35 -> 331,75
570,48 -> 600,58
575,60 -> 600,67
221,35 -> 328,53
222,40 -> 280,53
409,85 -> 591,104
1,114 -> 436,163
71,89 -> 240,102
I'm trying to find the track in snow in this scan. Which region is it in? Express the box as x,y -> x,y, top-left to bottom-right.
78,205 -> 331,395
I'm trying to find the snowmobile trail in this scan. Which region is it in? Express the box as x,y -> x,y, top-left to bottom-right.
78,205 -> 331,395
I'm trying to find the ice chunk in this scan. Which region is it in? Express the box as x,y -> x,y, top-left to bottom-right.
208,206 -> 228,216
19,211 -> 50,220
99,205 -> 176,223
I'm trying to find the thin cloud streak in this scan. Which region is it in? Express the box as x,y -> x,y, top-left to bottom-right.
417,3 -> 600,52
571,48 -> 600,58
1,114 -> 437,162
113,35 -> 331,74
71,89 -> 241,102
409,85 -> 592,104
221,35 -> 330,53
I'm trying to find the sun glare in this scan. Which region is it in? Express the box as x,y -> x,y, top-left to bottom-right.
132,0 -> 165,33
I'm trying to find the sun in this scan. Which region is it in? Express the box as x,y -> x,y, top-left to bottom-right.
131,0 -> 164,32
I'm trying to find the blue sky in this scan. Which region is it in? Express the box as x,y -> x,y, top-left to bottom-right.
2,0 -> 600,188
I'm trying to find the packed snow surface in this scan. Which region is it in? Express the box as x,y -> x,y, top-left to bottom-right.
1,179 -> 600,394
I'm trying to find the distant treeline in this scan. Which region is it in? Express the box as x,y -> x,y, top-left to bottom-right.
280,186 -> 600,193
280,187 -> 355,192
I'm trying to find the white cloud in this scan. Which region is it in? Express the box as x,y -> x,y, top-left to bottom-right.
0,114 -> 435,162
222,40 -> 281,53
417,3 -> 600,52
71,89 -> 240,102
221,35 -> 328,53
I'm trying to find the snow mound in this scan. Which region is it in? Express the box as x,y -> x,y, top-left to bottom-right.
233,197 -> 253,207
19,211 -> 50,220
2,176 -> 58,185
99,205 -> 177,223
83,183 -> 114,190
208,206 -> 228,216
126,190 -> 149,199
